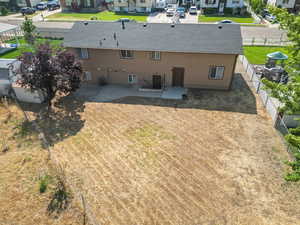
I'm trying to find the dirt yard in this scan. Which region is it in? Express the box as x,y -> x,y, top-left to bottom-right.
0,102 -> 84,225
30,62 -> 297,225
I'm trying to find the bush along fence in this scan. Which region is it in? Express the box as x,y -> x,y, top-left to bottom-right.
239,55 -> 300,156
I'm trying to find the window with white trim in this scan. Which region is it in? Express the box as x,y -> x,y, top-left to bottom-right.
83,71 -> 92,81
208,66 -> 225,80
150,51 -> 161,60
120,50 -> 134,59
232,0 -> 239,3
128,74 -> 137,84
78,48 -> 89,59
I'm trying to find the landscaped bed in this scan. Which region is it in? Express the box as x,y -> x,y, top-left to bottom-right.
46,11 -> 149,22
198,14 -> 254,23
243,46 -> 289,64
0,38 -> 63,59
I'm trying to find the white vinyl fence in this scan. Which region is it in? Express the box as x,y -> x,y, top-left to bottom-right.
239,55 -> 282,122
239,55 -> 300,155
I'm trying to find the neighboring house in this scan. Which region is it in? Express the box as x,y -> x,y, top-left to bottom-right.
190,0 -> 244,12
64,22 -> 242,90
267,0 -> 300,12
113,0 -> 156,12
0,0 -> 41,8
60,0 -> 104,12
181,0 -> 244,12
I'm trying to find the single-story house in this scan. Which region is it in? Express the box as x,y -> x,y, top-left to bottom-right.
64,21 -> 243,90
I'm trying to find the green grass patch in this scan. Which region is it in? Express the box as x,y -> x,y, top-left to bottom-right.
47,11 -> 148,22
0,38 -> 63,59
243,46 -> 289,64
198,14 -> 254,23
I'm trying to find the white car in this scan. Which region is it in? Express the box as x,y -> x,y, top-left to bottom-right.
189,6 -> 197,15
166,8 -> 175,16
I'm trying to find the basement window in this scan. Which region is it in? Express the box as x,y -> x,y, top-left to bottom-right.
208,66 -> 225,80
128,74 -> 137,84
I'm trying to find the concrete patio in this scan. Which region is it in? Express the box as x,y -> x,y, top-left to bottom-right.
74,84 -> 187,102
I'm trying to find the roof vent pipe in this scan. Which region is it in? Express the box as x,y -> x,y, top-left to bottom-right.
143,23 -> 147,27
122,20 -> 125,30
84,21 -> 88,26
113,32 -> 116,40
171,23 -> 175,28
218,25 -> 222,29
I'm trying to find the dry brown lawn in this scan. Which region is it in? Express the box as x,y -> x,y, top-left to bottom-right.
44,65 -> 300,225
0,101 -> 84,225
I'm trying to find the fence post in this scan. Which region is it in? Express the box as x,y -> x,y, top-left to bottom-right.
264,37 -> 267,46
264,93 -> 269,106
256,81 -> 261,93
251,69 -> 255,81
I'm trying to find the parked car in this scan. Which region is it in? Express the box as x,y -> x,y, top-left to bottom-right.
20,7 -> 36,15
36,2 -> 48,10
177,7 -> 185,18
265,14 -> 276,22
261,9 -> 269,18
189,6 -> 197,15
166,8 -> 175,16
218,20 -> 235,24
47,1 -> 60,10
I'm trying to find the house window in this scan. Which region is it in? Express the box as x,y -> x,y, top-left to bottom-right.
120,50 -> 133,59
128,74 -> 137,84
78,48 -> 89,59
282,0 -> 289,3
140,0 -> 145,2
150,51 -> 161,60
83,71 -> 92,81
232,0 -> 239,3
208,66 -> 225,80
205,0 -> 216,4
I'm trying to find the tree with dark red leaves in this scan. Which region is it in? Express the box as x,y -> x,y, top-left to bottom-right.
14,42 -> 83,112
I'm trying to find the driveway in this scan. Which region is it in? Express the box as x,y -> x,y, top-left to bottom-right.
147,11 -> 198,24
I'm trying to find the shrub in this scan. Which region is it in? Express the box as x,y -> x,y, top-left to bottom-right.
203,8 -> 218,14
224,7 -> 233,15
0,6 -> 8,16
90,16 -> 98,20
39,175 -> 51,193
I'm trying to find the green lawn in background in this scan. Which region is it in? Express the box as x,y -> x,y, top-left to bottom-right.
0,38 -> 63,59
47,11 -> 149,22
198,14 -> 254,23
243,46 -> 290,64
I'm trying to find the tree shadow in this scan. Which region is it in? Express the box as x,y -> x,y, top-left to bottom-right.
111,73 -> 258,114
20,96 -> 85,147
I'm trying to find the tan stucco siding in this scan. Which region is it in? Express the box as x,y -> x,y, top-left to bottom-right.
70,48 -> 237,90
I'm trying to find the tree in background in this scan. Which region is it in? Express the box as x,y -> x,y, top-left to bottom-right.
21,17 -> 36,45
0,6 -> 8,16
262,7 -> 300,182
262,7 -> 300,115
15,43 -> 83,112
249,0 -> 266,14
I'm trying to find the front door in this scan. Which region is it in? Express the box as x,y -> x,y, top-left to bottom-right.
153,75 -> 162,89
172,67 -> 184,87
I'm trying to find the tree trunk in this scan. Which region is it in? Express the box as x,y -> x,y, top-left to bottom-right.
25,0 -> 31,7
